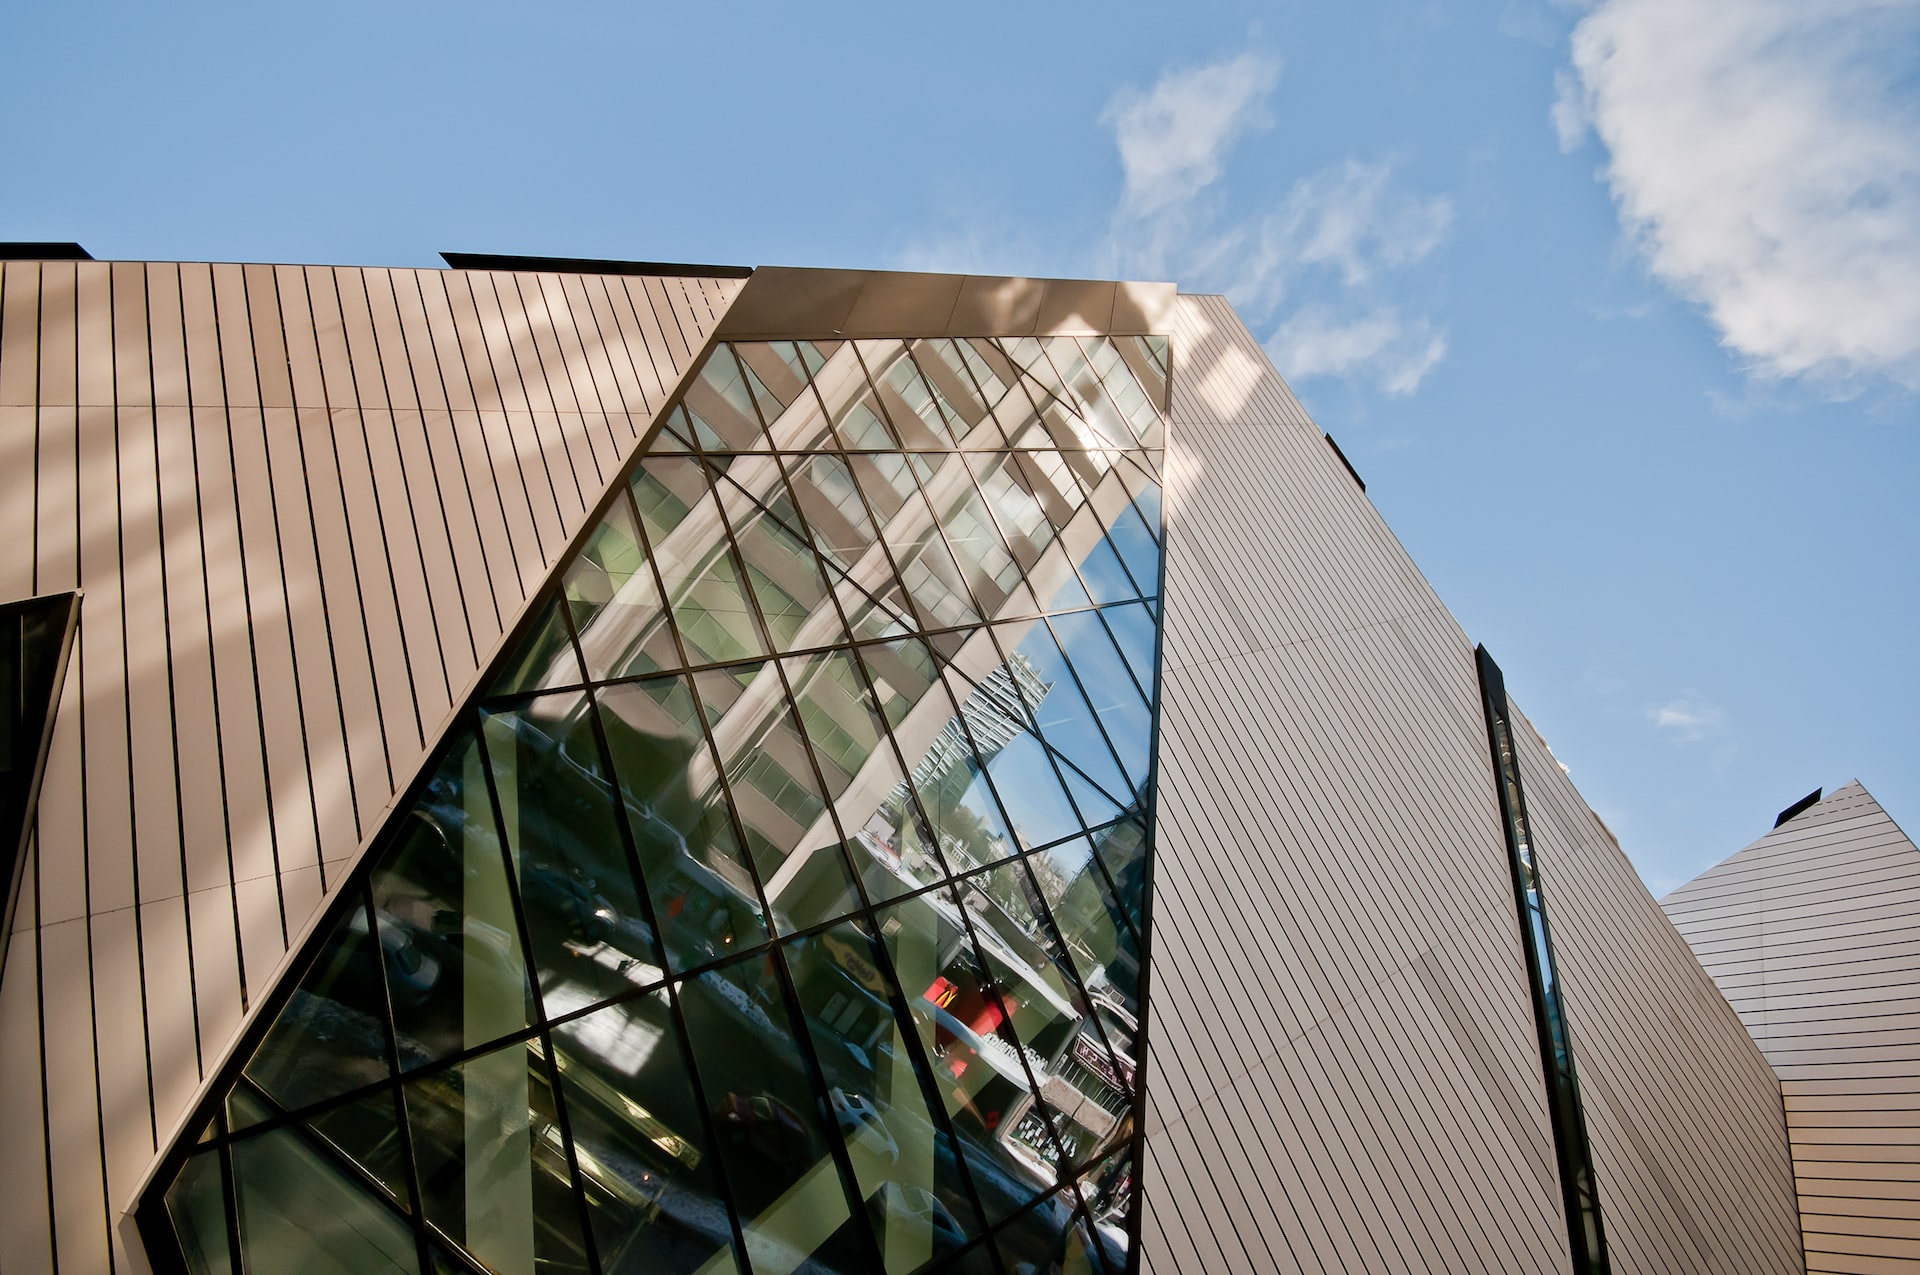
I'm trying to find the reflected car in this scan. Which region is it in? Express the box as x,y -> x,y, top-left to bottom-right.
829,1088 -> 899,1164
868,1182 -> 967,1254
715,1092 -> 811,1169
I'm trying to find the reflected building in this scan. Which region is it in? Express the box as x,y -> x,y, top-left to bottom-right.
0,252 -> 1824,1275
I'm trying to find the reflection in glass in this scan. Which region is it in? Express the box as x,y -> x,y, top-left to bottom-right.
164,1152 -> 232,1275
596,677 -> 768,972
679,950 -> 869,1273
233,1124 -> 418,1275
403,1038 -> 590,1275
241,888 -> 393,1116
550,992 -> 740,1274
483,694 -> 657,1008
142,329 -> 1169,1275
371,732 -> 534,1068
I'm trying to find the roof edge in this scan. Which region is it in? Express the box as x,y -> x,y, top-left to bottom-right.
714,266 -> 1177,339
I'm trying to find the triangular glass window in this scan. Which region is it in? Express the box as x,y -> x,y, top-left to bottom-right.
0,592 -> 79,979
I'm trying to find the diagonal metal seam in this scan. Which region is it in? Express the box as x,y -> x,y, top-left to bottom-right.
125,280 -> 749,1259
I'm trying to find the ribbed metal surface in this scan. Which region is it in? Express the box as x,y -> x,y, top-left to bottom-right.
1511,706 -> 1806,1274
0,259 -> 741,1273
1664,781 -> 1920,1273
1143,294 -> 1565,1273
1141,292 -> 1801,1273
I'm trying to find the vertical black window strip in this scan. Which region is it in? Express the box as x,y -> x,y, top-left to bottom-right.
0,590 -> 81,985
1476,645 -> 1610,1275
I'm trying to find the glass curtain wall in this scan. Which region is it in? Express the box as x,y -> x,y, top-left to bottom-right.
140,330 -> 1171,1275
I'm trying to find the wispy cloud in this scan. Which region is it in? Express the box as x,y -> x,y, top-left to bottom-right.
1104,52 -> 1281,218
1269,304 -> 1448,397
1646,693 -> 1727,744
1104,54 -> 1454,397
1560,0 -> 1920,392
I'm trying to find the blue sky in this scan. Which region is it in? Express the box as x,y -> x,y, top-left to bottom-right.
4,0 -> 1915,894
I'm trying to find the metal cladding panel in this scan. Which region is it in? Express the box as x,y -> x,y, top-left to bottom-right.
1507,705 -> 1806,1274
0,259 -> 742,1272
1146,292 -> 1801,1274
1663,782 -> 1920,1273
1145,294 -> 1569,1273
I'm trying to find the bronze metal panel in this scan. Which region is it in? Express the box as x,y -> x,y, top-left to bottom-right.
392,406 -> 475,693
117,404 -> 186,904
949,275 -> 1045,335
416,406 -> 495,658
290,404 -> 389,834
75,404 -> 137,919
363,269 -> 420,412
305,266 -> 358,409
1111,280 -> 1179,334
464,271 -> 534,414
274,264 -> 328,408
410,270 -> 472,412
611,275 -> 675,399
232,870 -> 285,1006
245,263 -> 294,409
110,261 -> 153,406
389,269 -> 450,413
331,269 -> 388,412
38,262 -> 77,406
474,407 -> 543,594
0,262 -> 39,406
229,403 -> 319,900
210,264 -> 259,408
327,406 -> 421,799
180,264 -> 224,407
185,882 -> 244,1077
359,406 -> 451,725
40,915 -> 111,1274
714,266 -> 866,339
138,897 -> 200,1159
261,404 -> 351,880
200,407 -> 277,895
571,272 -> 645,413
145,263 -> 190,407
0,406 -> 33,599
840,271 -> 965,335
0,927 -> 54,1273
536,273 -> 603,418
165,407 -> 240,897
439,407 -> 514,626
441,270 -> 506,412
74,263 -> 114,406
1033,279 -> 1116,335
90,903 -> 156,1231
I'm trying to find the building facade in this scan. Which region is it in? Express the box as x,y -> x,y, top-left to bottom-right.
0,253 -> 1808,1274
1664,782 -> 1920,1273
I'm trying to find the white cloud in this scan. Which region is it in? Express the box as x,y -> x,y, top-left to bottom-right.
1550,68 -> 1590,152
1102,54 -> 1454,396
1269,305 -> 1448,396
1564,0 -> 1920,390
1103,52 -> 1281,217
1646,693 -> 1727,743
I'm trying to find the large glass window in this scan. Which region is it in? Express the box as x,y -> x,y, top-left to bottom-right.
141,332 -> 1170,1275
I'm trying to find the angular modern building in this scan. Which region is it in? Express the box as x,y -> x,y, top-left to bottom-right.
0,249 -> 1822,1275
1664,782 -> 1920,1274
